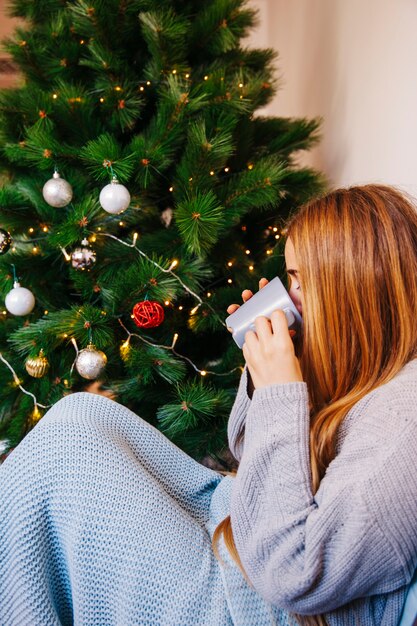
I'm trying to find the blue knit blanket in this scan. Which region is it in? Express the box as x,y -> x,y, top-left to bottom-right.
0,392 -> 296,626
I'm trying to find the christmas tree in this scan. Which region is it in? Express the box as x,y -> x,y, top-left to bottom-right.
0,0 -> 324,468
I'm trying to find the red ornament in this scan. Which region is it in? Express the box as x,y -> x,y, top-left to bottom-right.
132,300 -> 165,328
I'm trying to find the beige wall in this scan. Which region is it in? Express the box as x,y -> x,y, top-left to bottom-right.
0,0 -> 21,88
248,0 -> 417,195
1,1 -> 417,192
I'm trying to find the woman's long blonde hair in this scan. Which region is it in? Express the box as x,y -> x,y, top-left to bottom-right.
213,184 -> 417,625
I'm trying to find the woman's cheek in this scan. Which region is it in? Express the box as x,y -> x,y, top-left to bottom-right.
288,286 -> 303,315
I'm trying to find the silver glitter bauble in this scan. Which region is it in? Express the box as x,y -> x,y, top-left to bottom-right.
71,238 -> 97,271
42,172 -> 73,208
99,176 -> 131,214
0,228 -> 12,254
75,343 -> 107,380
5,281 -> 36,316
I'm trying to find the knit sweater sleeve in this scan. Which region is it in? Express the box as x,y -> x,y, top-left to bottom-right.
230,381 -> 417,615
227,366 -> 252,461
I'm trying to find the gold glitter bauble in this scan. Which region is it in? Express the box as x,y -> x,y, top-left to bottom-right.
25,349 -> 50,378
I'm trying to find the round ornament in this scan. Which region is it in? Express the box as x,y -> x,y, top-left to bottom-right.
99,176 -> 131,214
132,300 -> 165,329
75,343 -> 107,380
42,171 -> 73,208
25,349 -> 50,378
71,238 -> 97,271
5,281 -> 35,316
0,228 -> 12,254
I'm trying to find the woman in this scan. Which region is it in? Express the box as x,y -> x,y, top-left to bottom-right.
0,184 -> 416,626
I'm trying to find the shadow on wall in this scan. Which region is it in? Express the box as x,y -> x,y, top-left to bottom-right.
295,1 -> 347,185
0,6 -> 22,88
259,0 -> 348,187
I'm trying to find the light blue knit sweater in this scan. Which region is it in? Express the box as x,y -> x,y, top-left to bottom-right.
0,359 -> 416,625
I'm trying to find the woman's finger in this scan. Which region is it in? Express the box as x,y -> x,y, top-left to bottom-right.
270,309 -> 293,342
254,316 -> 273,343
228,279 -> 269,314
242,289 -> 253,302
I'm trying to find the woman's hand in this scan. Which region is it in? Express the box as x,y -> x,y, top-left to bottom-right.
242,310 -> 303,389
226,277 -> 269,318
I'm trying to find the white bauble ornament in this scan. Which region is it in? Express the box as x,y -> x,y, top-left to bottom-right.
42,171 -> 73,208
99,176 -> 131,214
75,343 -> 107,380
5,281 -> 36,316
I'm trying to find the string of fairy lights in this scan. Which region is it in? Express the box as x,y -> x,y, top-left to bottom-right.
0,60 -> 278,420
0,216 -> 283,418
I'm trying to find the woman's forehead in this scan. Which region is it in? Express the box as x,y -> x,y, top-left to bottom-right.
284,237 -> 297,264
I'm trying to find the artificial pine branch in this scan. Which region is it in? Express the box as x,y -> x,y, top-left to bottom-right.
0,0 -> 326,467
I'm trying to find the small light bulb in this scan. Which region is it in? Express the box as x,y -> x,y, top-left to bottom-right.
207,292 -> 212,297
99,97 -> 105,103
119,221 -> 124,226
204,75 -> 209,80
169,186 -> 174,192
210,170 -> 215,176
191,305 -> 199,315
2,310 -> 7,315
172,69 -> 177,74
80,39 -> 85,44
44,310 -> 48,315
249,265 -> 254,271
146,81 -> 151,85
42,226 -> 48,232
224,167 -> 229,172
29,227 -> 34,233
115,86 -> 122,91
185,73 -> 190,79
63,333 -> 68,338
164,300 -> 170,306
273,227 -> 278,232
133,233 -> 139,243
247,163 -> 254,170
169,259 -> 178,270
52,93 -> 58,99
275,234 -> 280,240
32,406 -> 41,420
239,82 -> 244,88
245,249 -> 251,254
178,306 -> 183,310
139,86 -> 144,91
200,370 -> 207,376
227,261 -> 233,267
32,246 -> 38,253
267,250 -> 273,255
227,278 -> 233,283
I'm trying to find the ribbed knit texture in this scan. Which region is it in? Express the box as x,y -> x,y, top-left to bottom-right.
0,391 -> 298,626
229,359 -> 417,625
